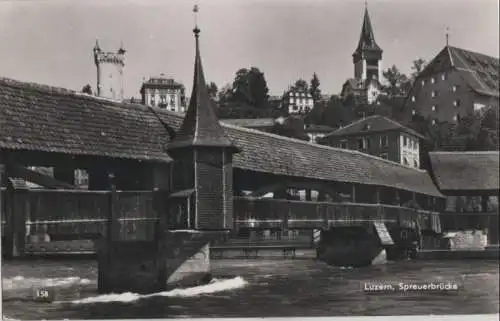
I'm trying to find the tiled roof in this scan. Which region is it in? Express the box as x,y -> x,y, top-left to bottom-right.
167,29 -> 237,151
448,46 -> 499,97
321,115 -> 426,140
0,77 -> 443,197
304,124 -> 335,133
419,46 -> 499,98
220,118 -> 276,129
223,124 -> 442,197
0,77 -> 176,162
353,7 -> 382,55
429,151 -> 499,192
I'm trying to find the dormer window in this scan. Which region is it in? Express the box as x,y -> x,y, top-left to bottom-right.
363,124 -> 372,130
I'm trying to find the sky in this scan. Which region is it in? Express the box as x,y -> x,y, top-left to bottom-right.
0,0 -> 498,99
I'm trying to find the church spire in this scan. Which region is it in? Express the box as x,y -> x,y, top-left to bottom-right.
167,5 -> 237,152
353,5 -> 381,57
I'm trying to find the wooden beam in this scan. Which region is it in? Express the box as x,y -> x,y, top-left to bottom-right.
249,183 -> 285,197
374,187 -> 381,204
9,165 -> 76,189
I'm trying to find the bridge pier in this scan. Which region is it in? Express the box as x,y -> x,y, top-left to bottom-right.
316,225 -> 384,267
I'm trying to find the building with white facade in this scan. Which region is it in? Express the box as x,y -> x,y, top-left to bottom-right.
140,76 -> 186,112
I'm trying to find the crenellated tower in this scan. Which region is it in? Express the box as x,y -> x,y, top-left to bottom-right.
93,40 -> 126,101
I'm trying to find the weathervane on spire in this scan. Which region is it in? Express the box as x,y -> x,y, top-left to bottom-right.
193,3 -> 200,35
445,26 -> 450,46
364,0 -> 368,9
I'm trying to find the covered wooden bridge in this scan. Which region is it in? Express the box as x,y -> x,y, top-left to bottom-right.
1,34 -> 443,257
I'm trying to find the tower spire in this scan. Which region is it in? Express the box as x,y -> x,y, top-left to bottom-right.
167,4 -> 237,152
445,27 -> 450,47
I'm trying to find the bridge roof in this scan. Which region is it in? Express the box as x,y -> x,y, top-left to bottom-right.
0,77 -> 443,197
429,151 -> 499,192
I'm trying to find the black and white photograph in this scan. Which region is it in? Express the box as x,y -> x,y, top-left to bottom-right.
0,0 -> 499,320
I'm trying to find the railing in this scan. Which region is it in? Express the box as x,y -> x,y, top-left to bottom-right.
234,197 -> 442,233
1,189 -> 160,242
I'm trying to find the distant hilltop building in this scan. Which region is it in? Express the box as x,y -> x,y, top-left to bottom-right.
341,5 -> 383,105
140,75 -> 187,113
93,40 -> 126,101
403,45 -> 499,124
282,88 -> 314,115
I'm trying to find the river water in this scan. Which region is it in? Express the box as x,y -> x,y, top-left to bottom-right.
1,258 -> 499,319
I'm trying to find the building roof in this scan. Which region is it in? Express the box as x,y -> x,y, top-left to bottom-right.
0,76 -> 443,197
140,77 -> 184,92
304,124 -> 335,133
321,115 -> 426,140
220,118 -> 276,129
167,28 -> 237,151
428,151 -> 499,192
419,45 -> 499,98
353,7 -> 382,56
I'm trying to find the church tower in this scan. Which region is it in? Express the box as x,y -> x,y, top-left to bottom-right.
167,17 -> 239,231
352,5 -> 383,83
93,40 -> 126,101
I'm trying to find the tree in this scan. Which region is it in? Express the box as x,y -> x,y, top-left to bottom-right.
231,67 -> 269,107
306,95 -> 354,128
410,58 -> 427,81
309,73 -> 321,102
207,81 -> 218,100
270,116 -> 309,141
81,84 -> 93,95
382,65 -> 410,97
292,79 -> 308,92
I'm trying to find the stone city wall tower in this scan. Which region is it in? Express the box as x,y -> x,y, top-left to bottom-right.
93,40 -> 126,101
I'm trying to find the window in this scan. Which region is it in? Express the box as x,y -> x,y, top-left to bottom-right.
474,102 -> 486,112
431,77 -> 435,84
431,91 -> 437,98
452,85 -> 458,92
421,80 -> 426,86
441,73 -> 447,81
432,105 -> 438,112
412,109 -> 416,115
453,99 -> 461,107
380,153 -> 388,159
411,96 -> 416,102
431,119 -> 437,125
340,140 -> 347,149
403,136 -> 407,147
453,114 -> 461,122
366,137 -> 371,149
357,138 -> 367,150
380,135 -> 388,147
